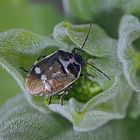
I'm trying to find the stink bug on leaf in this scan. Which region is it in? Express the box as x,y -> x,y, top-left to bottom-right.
21,24 -> 111,105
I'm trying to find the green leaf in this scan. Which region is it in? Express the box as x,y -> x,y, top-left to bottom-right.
0,94 -> 140,140
53,22 -> 121,87
0,68 -> 20,105
0,0 -> 139,138
63,0 -> 140,38
0,29 -> 61,111
0,22 -> 131,132
48,74 -> 132,132
0,94 -> 72,140
63,0 -> 140,21
128,92 -> 140,119
0,0 -> 63,105
45,22 -> 134,132
118,15 -> 140,92
0,0 -> 62,36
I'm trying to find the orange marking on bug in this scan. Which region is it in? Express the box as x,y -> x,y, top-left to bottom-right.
48,79 -> 64,91
25,74 -> 44,95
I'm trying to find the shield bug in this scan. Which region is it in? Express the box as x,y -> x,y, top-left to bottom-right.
21,24 -> 110,105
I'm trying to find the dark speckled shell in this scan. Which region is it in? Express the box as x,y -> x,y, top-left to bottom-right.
25,50 -> 83,96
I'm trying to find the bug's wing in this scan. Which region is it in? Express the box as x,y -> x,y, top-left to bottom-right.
43,58 -> 76,94
25,53 -> 57,95
25,50 -> 81,96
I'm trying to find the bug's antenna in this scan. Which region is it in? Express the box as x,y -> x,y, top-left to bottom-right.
87,63 -> 111,81
80,23 -> 92,50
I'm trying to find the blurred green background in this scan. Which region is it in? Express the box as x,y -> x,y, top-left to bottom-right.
0,0 -> 63,105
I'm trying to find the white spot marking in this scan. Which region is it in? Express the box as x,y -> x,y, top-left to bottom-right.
49,66 -> 53,71
52,73 -> 57,79
41,74 -> 47,80
59,59 -> 70,73
35,67 -> 41,74
56,71 -> 61,75
44,81 -> 52,91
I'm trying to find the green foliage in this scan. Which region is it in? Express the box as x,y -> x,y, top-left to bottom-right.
53,22 -> 121,87
0,29 -> 61,111
128,92 -> 140,119
0,0 -> 62,104
49,74 -> 132,131
0,68 -> 20,105
118,15 -> 140,92
0,94 -> 140,140
0,0 -> 140,139
0,0 -> 62,36
63,0 -> 140,37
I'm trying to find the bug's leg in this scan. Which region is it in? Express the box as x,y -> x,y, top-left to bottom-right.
59,84 -> 73,105
20,67 -> 29,73
60,93 -> 65,106
48,96 -> 52,105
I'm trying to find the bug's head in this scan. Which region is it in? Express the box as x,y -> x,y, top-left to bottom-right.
71,24 -> 111,81
72,49 -> 85,66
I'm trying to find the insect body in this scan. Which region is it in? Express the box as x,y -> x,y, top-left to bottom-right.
23,24 -> 110,105
25,50 -> 84,97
